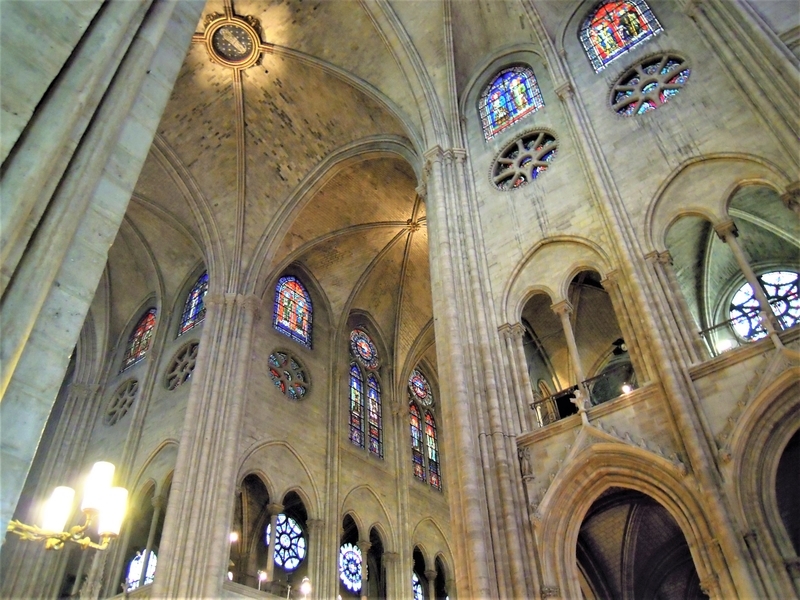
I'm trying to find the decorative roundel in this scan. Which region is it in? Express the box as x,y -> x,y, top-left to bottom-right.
165,341 -> 200,391
491,130 -> 558,190
268,351 -> 309,400
408,369 -> 433,407
338,543 -> 362,593
105,379 -> 138,426
265,514 -> 306,571
349,329 -> 379,370
611,54 -> 691,116
203,14 -> 261,69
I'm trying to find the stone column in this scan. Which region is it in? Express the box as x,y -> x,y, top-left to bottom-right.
151,293 -> 260,598
425,569 -> 437,600
305,519 -> 323,596
383,552 -> 399,600
445,577 -> 456,600
714,220 -> 783,340
139,495 -> 165,586
357,540 -> 371,600
550,301 -> 585,385
422,148 -> 490,599
264,503 -> 284,582
0,0 -> 206,535
499,324 -> 535,432
644,252 -> 708,363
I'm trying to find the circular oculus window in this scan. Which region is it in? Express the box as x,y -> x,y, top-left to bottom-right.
165,341 -> 199,390
491,130 -> 558,190
349,329 -> 379,370
205,17 -> 260,68
268,351 -> 309,400
611,54 -> 691,116
408,369 -> 433,407
105,379 -> 138,426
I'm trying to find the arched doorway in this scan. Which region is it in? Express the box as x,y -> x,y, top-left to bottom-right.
577,487 -> 702,600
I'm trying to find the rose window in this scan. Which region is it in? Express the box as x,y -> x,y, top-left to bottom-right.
268,351 -> 308,400
265,514 -> 306,571
491,131 -> 558,190
165,342 -> 200,390
611,54 -> 690,116
105,380 -> 138,426
339,543 -> 362,593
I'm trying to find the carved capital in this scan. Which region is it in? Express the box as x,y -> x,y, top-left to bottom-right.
236,293 -> 261,314
785,556 -> 800,578
550,299 -> 573,318
713,219 -> 738,241
266,503 -> 284,517
416,182 -> 427,202
451,148 -> 468,163
781,181 -> 800,215
699,573 -> 719,597
555,80 -> 573,102
68,382 -> 101,398
424,569 -> 437,582
541,585 -> 560,598
423,145 -> 445,165
382,551 -> 399,565
205,292 -> 226,308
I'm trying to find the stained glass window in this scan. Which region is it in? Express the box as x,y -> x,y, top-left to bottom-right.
412,572 -> 424,600
367,374 -> 383,457
729,271 -> 800,341
408,369 -> 433,407
349,364 -> 365,448
350,329 -> 379,370
273,276 -> 312,348
611,55 -> 690,116
265,514 -> 306,571
492,131 -> 558,191
479,66 -> 545,140
268,351 -> 309,400
339,543 -> 362,593
580,1 -> 662,72
126,550 -> 157,590
425,412 -> 441,490
410,403 -> 425,482
178,271 -> 208,335
121,308 -> 157,372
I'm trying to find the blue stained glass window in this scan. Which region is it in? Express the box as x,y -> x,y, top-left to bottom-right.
580,1 -> 662,72
367,374 -> 383,457
412,572 -> 424,600
121,308 -> 157,372
730,271 -> 800,341
265,514 -> 306,571
479,66 -> 545,140
410,403 -> 425,482
349,364 -> 365,448
179,271 -> 208,335
339,543 -> 362,593
425,411 -> 441,490
273,276 -> 312,348
409,369 -> 433,406
126,550 -> 157,590
611,55 -> 690,116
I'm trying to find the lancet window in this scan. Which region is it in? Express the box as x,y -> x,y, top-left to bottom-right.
408,368 -> 441,490
479,65 -> 544,140
348,329 -> 382,457
178,271 -> 208,335
121,308 -> 157,371
580,0 -> 662,72
273,276 -> 313,347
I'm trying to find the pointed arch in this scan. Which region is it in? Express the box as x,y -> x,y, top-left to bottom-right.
121,307 -> 157,371
479,65 -> 545,140
178,270 -> 208,336
273,275 -> 313,348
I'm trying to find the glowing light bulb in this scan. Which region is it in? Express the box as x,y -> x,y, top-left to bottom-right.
621,384 -> 632,394
41,486 -> 75,532
82,462 -> 115,513
229,531 -> 239,543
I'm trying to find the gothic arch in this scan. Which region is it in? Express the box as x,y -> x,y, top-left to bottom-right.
411,516 -> 454,571
538,443 -> 727,598
341,484 -> 397,551
727,367 -> 800,597
248,137 -> 421,298
237,440 -> 322,519
504,236 -> 613,324
645,154 -> 791,251
131,439 -> 179,498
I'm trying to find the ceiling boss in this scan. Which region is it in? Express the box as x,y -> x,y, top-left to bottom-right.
199,12 -> 263,70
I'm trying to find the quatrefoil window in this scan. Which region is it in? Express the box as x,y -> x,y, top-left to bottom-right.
105,379 -> 138,426
491,130 -> 558,190
165,341 -> 200,391
611,54 -> 690,116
